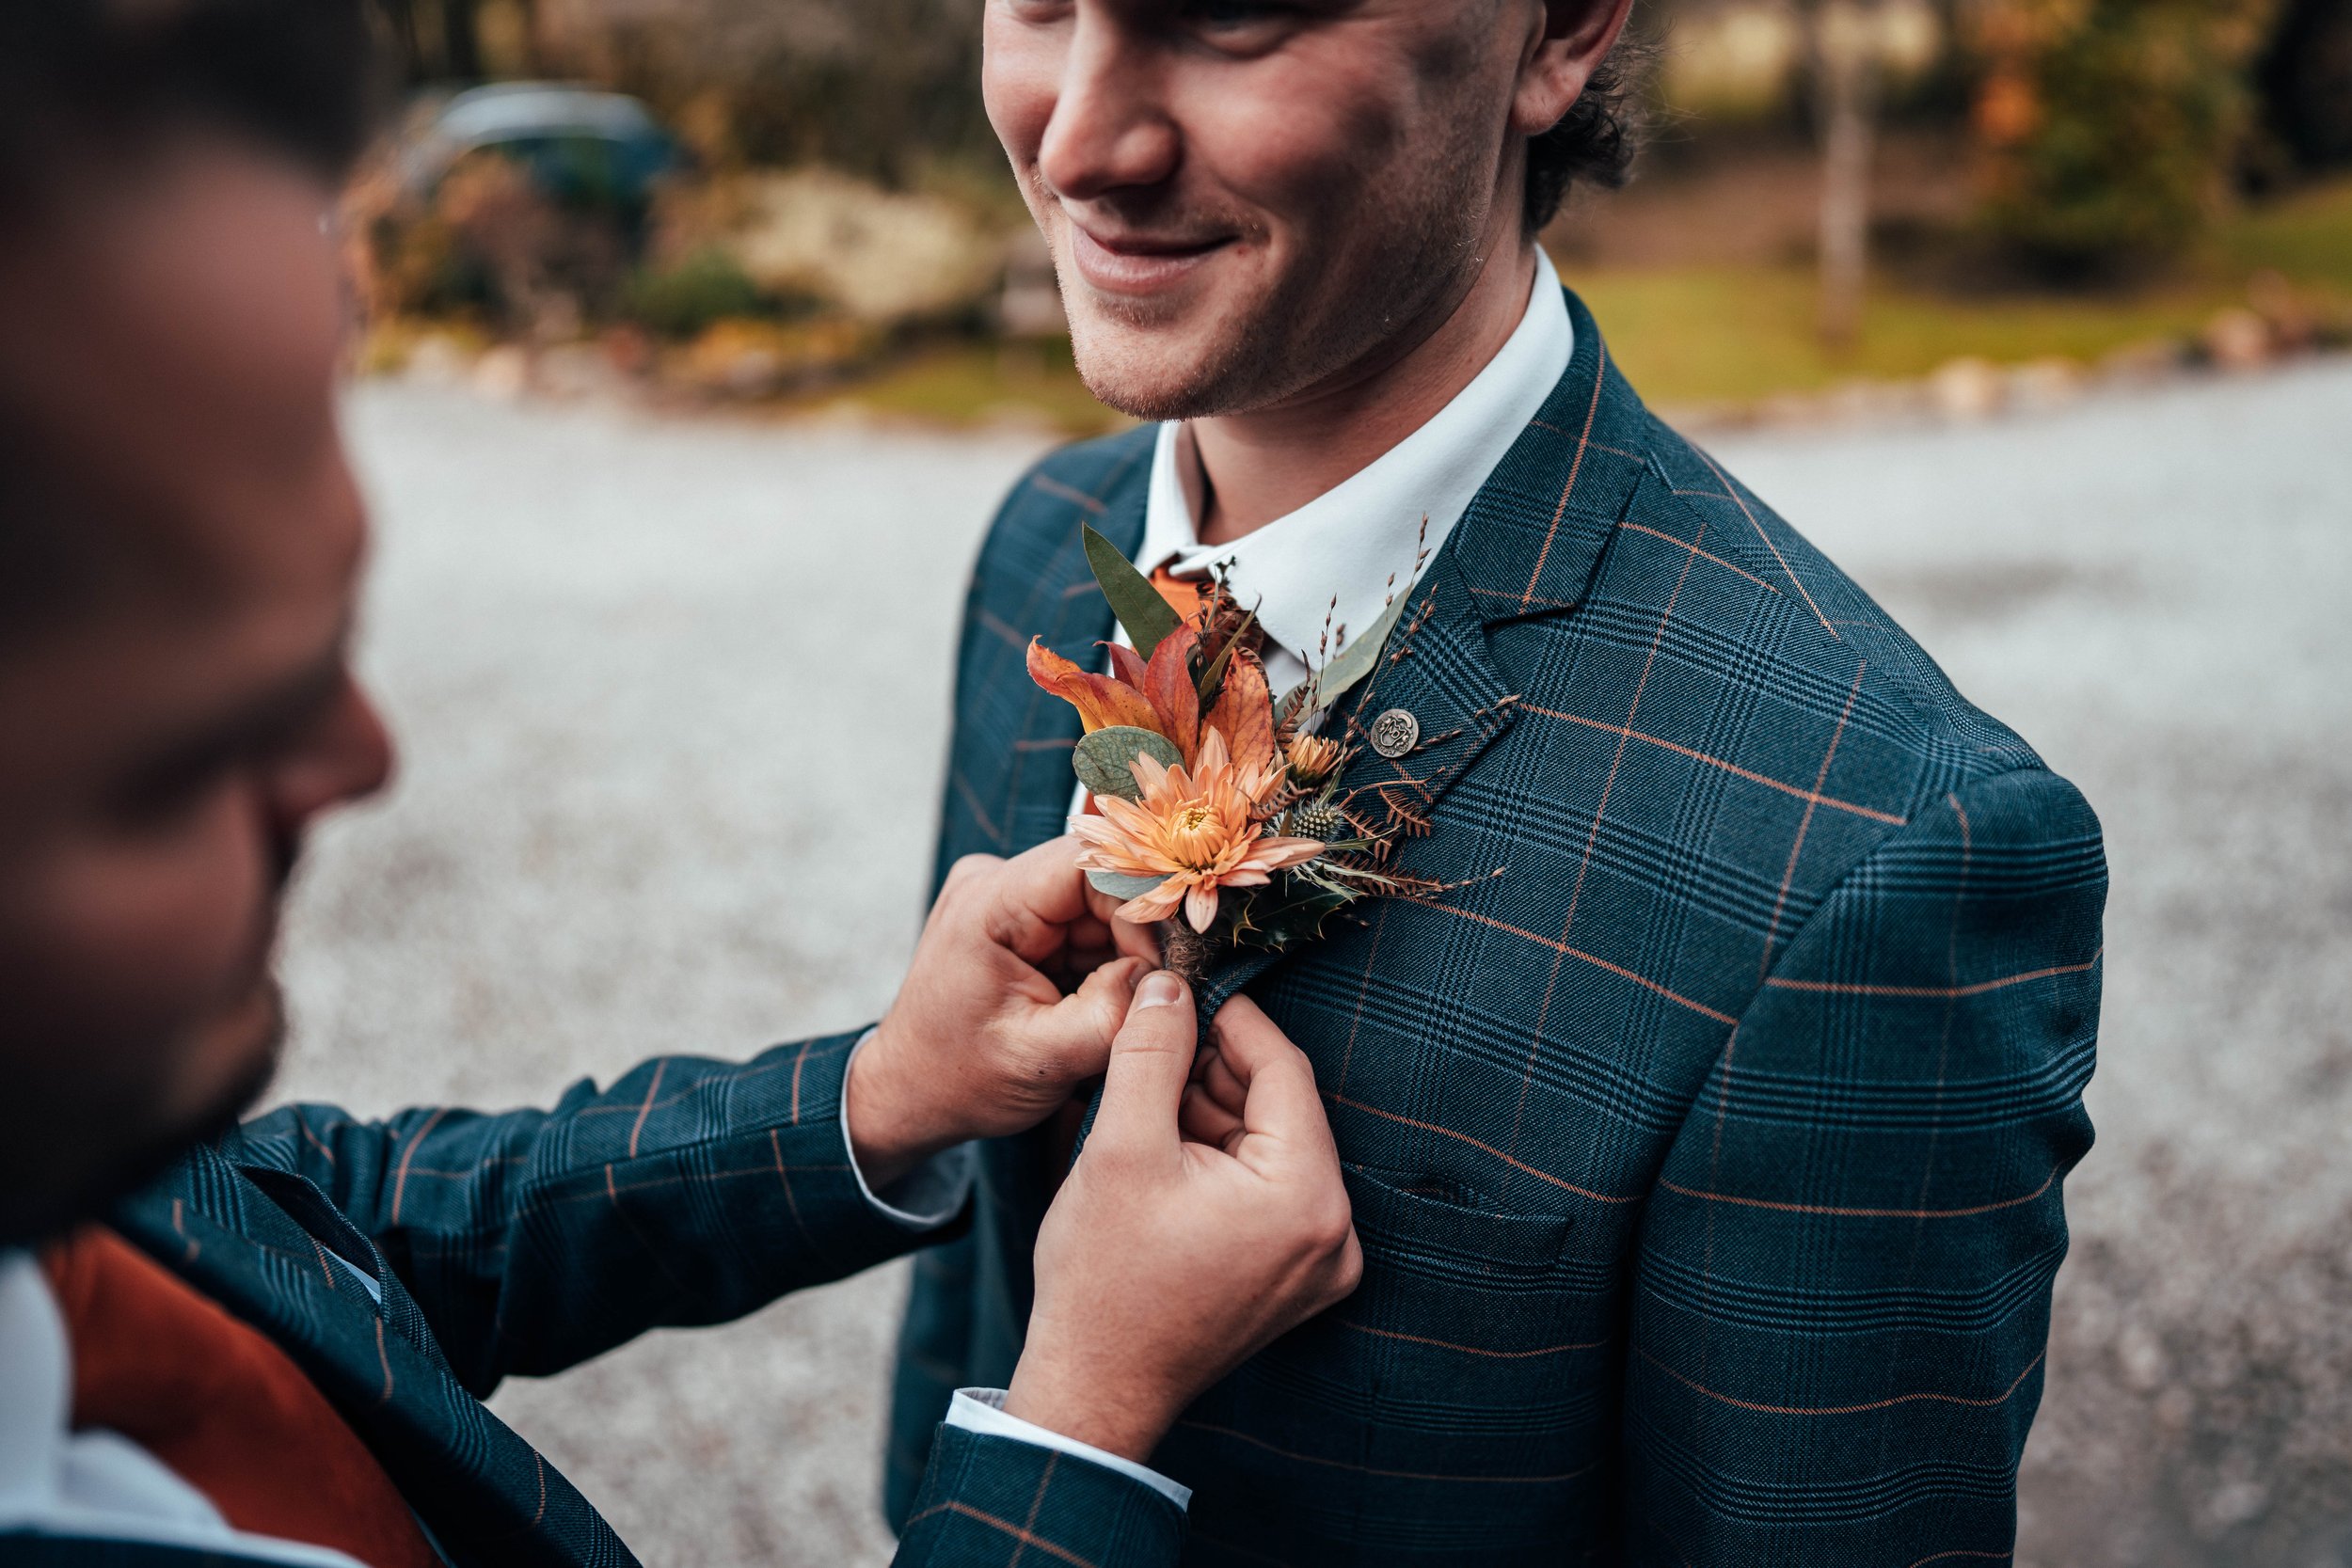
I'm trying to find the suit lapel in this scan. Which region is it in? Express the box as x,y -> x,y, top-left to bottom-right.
1448,288 -> 1654,626
943,441 -> 1150,875
1007,485 -> 1142,854
1201,291 -> 1651,1014
112,1152 -> 628,1568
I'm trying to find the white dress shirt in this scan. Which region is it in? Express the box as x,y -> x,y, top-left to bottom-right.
0,1251 -> 370,1566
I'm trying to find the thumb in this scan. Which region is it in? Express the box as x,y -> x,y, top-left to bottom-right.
1089,971 -> 1198,1155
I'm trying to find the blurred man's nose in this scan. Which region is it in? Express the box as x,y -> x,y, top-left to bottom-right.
264,679 -> 394,862
1037,15 -> 1181,203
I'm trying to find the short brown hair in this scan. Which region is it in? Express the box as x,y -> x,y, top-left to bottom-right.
1524,33 -> 1651,230
0,0 -> 381,642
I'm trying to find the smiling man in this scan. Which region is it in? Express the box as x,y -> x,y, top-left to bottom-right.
891,1 -> 2110,1563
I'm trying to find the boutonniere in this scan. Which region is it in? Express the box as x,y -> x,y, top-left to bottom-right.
1028,525 -> 1446,981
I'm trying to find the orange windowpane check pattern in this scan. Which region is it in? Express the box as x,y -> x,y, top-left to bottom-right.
45,1022 -> 1190,1568
896,288 -> 2105,1565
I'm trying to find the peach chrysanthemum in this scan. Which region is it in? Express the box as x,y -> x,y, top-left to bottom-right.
1072,728 -> 1325,933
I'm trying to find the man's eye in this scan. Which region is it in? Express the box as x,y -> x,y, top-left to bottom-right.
1183,0 -> 1297,33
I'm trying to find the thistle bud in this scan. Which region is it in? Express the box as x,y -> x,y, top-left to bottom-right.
1286,733 -> 1343,786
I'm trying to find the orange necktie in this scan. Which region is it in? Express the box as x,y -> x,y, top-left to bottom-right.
1150,565 -> 1208,626
42,1227 -> 443,1568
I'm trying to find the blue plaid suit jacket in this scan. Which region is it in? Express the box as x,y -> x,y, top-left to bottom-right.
6,1031 -> 1181,1568
887,290 -> 2106,1565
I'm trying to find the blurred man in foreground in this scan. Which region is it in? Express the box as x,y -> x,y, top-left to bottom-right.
894,0 -> 2109,1561
0,3 -> 1359,1564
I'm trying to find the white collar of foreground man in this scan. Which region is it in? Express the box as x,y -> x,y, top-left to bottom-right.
0,1251 -> 364,1566
1136,245 -> 1576,694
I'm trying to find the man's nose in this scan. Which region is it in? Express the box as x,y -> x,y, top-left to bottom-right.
266,677 -> 396,845
1037,15 -> 1181,203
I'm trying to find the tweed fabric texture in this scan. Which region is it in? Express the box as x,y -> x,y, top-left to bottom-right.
7,1032 -> 1182,1568
888,290 -> 2106,1565
896,1422 -> 1187,1567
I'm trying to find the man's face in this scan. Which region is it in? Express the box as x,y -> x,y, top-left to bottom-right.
0,141 -> 392,1246
984,0 -> 1543,420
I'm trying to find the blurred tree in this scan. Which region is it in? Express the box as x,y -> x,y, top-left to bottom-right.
375,0 -> 506,83
1967,0 -> 2284,277
534,0 -> 992,188
1800,0 -> 1890,344
2259,0 -> 2352,168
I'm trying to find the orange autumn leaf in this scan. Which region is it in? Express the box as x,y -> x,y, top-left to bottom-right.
1201,646 -> 1278,780
1141,623 -> 1201,763
1027,639 -> 1159,735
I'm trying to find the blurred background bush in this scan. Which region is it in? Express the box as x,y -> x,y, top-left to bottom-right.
344,0 -> 2352,426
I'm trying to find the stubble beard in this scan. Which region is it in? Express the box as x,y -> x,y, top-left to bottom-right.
1039,124 -> 1502,423
0,975 -> 286,1251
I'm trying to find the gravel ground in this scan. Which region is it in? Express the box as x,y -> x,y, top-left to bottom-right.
279,364 -> 2352,1566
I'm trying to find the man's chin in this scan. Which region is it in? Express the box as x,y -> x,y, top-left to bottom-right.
0,984 -> 285,1250
1068,313 -> 1259,423
172,979 -> 288,1148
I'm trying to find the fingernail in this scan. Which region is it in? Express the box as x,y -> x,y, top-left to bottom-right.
1135,971 -> 1185,1009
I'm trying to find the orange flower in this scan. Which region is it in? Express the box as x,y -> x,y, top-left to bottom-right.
1072,728 -> 1324,932
1284,733 -> 1343,786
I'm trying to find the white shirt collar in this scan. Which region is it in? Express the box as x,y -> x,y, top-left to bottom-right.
1136,247 -> 1574,689
0,1249 -> 367,1565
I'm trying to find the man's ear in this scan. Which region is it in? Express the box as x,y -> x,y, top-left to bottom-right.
1511,0 -> 1638,137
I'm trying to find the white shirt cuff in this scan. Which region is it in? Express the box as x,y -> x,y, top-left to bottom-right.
839,1030 -> 976,1229
946,1389 -> 1191,1511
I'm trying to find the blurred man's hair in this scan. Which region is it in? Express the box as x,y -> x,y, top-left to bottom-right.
0,0 -> 380,213
0,0 -> 380,641
1525,28 -> 1652,230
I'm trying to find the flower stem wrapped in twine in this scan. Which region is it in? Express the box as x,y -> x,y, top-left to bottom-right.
1158,922 -> 1215,990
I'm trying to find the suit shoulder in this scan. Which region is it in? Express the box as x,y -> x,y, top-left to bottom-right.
1581,409 -> 2059,813
982,423 -> 1156,546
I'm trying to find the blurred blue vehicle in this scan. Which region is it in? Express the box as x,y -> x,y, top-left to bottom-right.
396,82 -> 680,220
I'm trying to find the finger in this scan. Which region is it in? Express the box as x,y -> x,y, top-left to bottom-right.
1019,956 -> 1147,1077
1081,877 -> 1163,964
1198,1042 -> 1248,1118
1178,1082 -> 1246,1149
1091,971 -> 1199,1153
984,838 -> 1098,963
1210,995 -> 1340,1170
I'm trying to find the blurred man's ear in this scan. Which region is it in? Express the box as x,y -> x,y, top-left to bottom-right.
1513,0 -> 1638,140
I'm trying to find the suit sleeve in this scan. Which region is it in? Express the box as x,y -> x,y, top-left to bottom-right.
893,1423 -> 1185,1568
1622,768 -> 2106,1565
229,1029 -> 946,1393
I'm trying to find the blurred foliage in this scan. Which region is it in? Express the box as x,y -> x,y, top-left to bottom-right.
536,0 -> 993,189
2258,0 -> 2352,169
621,245 -> 771,338
1965,0 -> 2285,277
821,171 -> 2352,427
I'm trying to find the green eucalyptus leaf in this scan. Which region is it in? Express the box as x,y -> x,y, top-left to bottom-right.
1084,524 -> 1183,659
1087,868 -> 1171,901
1073,725 -> 1184,802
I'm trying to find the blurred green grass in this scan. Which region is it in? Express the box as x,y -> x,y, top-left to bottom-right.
832,176 -> 2352,433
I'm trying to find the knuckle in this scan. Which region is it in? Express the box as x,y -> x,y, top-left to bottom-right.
1304,1196 -> 1354,1254
1329,1251 -> 1364,1301
946,853 -> 1001,892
